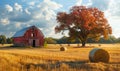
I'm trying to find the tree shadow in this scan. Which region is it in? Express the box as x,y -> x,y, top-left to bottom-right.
23,60 -> 120,71
23,60 -> 89,70
0,46 -> 31,50
73,46 -> 95,48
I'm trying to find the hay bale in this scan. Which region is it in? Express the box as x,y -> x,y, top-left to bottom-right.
89,48 -> 110,63
98,44 -> 101,47
60,47 -> 67,51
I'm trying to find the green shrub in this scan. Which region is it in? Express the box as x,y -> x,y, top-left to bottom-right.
44,41 -> 47,47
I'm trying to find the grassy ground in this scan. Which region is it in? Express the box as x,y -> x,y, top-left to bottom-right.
0,44 -> 120,71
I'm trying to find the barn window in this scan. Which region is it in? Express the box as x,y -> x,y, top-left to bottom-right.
31,33 -> 35,37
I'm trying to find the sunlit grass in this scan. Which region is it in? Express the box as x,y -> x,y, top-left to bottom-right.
0,44 -> 120,71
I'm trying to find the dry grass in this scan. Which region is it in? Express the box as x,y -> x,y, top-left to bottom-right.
0,44 -> 120,71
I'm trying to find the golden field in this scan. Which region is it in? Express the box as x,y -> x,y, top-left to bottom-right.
0,44 -> 120,71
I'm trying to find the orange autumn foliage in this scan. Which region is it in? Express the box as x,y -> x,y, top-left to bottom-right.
55,6 -> 112,47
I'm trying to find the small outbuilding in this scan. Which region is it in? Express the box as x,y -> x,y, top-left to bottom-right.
13,25 -> 44,47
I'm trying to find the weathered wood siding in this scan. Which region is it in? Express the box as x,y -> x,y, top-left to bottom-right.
13,26 -> 44,47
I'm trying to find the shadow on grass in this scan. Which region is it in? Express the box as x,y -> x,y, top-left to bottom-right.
0,46 -> 40,50
23,60 -> 89,70
23,60 -> 120,71
73,46 -> 95,48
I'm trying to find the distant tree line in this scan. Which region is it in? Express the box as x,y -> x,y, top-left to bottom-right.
0,35 -> 13,45
45,36 -> 120,44
0,35 -> 120,45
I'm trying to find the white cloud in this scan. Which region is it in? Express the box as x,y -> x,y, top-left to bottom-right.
28,0 -> 63,37
75,0 -> 82,6
113,28 -> 120,38
0,0 -> 119,38
90,0 -> 110,11
107,16 -> 120,38
15,22 -> 21,28
33,0 -> 62,21
14,3 -> 23,12
86,0 -> 120,17
5,4 -> 13,12
103,0 -> 120,38
0,18 -> 10,25
107,0 -> 120,16
25,8 -> 31,15
37,0 -> 62,10
38,28 -> 43,31
8,0 -> 62,37
0,0 -> 63,38
28,1 -> 35,6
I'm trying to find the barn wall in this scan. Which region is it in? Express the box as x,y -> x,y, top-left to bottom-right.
24,27 -> 44,47
36,30 -> 44,46
13,26 -> 44,47
13,37 -> 25,46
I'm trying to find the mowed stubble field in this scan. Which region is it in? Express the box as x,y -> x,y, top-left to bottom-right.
0,44 -> 120,71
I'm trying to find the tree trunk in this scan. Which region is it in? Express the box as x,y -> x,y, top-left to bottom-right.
81,41 -> 86,47
79,34 -> 88,47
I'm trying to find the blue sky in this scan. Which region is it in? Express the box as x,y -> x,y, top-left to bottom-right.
0,0 -> 120,38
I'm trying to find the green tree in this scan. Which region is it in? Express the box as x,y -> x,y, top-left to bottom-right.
55,6 -> 112,47
57,36 -> 68,44
109,36 -> 117,43
116,37 -> 120,43
7,38 -> 13,44
45,37 -> 57,44
0,35 -> 7,45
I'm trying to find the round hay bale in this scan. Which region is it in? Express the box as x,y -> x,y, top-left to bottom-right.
60,47 -> 67,51
98,44 -> 101,47
89,48 -> 110,63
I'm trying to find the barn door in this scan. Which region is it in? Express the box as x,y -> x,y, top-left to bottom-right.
29,39 -> 39,47
32,40 -> 36,47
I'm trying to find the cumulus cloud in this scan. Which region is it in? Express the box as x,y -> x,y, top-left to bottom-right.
82,0 -> 120,17
88,0 -> 110,11
9,12 -> 32,22
28,0 -> 62,37
0,0 -> 63,38
2,0 -> 120,38
5,4 -> 13,12
74,0 -> 110,11
25,8 -> 31,15
15,22 -> 21,28
75,0 -> 82,6
107,0 -> 120,17
37,0 -> 62,11
14,3 -> 23,12
31,0 -> 62,25
28,1 -> 35,6
0,18 -> 10,25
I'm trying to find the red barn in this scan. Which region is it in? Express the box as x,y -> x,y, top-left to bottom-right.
13,26 -> 44,47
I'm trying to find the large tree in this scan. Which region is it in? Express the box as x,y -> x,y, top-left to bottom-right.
55,6 -> 112,47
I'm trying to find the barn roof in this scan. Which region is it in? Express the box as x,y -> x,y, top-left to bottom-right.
13,26 -> 44,37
